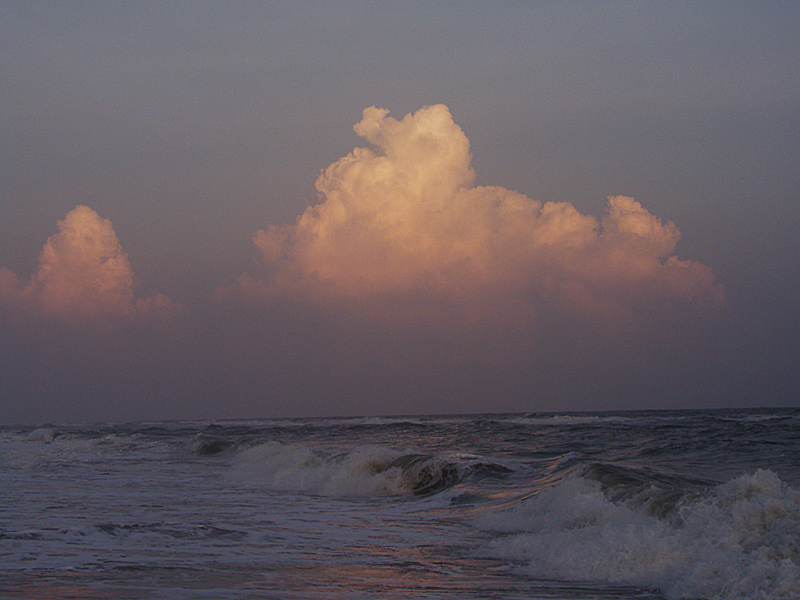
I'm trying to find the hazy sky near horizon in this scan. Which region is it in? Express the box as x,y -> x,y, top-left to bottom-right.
2,2 -> 799,424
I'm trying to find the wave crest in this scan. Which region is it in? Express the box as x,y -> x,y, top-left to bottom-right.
231,442 -> 511,497
476,468 -> 800,600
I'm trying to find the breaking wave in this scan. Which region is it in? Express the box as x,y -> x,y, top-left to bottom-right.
476,467 -> 800,600
230,441 -> 512,497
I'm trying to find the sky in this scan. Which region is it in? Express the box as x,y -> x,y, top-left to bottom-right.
1,1 -> 799,424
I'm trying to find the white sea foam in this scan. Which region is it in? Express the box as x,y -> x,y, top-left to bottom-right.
27,427 -> 57,443
506,414 -> 632,427
475,469 -> 800,600
723,413 -> 798,424
232,442 -> 413,496
230,442 -> 503,498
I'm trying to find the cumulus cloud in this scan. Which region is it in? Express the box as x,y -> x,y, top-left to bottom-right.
231,104 -> 723,331
0,205 -> 179,329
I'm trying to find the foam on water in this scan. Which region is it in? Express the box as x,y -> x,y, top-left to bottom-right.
476,469 -> 800,600
231,442 -> 403,496
27,426 -> 58,443
505,414 -> 633,427
231,441 -> 512,497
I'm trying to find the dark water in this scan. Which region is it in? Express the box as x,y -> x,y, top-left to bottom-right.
1,409 -> 798,599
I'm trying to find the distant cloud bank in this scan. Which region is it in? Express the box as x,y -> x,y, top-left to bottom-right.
229,104 -> 723,331
1,105 -> 723,342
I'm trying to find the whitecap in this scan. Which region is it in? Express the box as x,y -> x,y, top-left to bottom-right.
475,469 -> 800,600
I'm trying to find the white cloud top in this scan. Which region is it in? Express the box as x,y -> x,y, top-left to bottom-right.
0,205 -> 177,328
237,104 -> 723,327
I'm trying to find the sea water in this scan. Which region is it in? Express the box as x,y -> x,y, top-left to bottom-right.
1,409 -> 798,599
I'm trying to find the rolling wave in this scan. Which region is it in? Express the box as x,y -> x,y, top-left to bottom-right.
476,467 -> 800,600
230,441 -> 513,497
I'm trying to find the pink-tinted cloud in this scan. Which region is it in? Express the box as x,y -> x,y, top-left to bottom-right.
0,205 -> 179,329
230,104 -> 723,331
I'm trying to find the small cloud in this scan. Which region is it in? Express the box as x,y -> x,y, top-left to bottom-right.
229,104 -> 723,332
0,205 -> 179,330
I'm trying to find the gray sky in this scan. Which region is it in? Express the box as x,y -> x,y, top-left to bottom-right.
1,2 -> 799,424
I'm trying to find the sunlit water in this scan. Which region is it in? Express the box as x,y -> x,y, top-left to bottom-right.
1,409 -> 798,599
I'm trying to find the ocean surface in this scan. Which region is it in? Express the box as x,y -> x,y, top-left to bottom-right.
1,408 -> 798,599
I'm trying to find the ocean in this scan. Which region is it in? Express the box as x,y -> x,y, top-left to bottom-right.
1,409 -> 798,599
